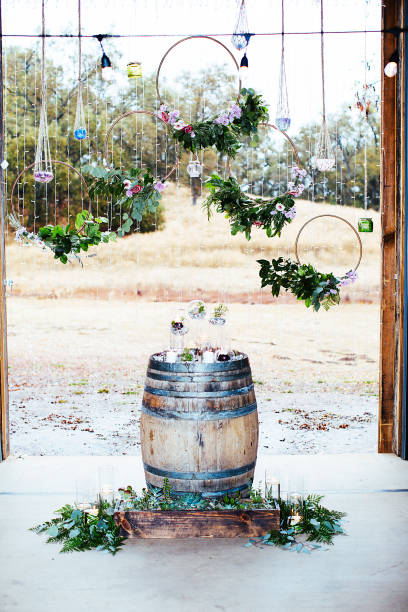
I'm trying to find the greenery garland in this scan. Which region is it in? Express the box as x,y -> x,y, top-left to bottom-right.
159,88 -> 269,157
31,498 -> 124,554
32,480 -> 345,555
204,174 -> 299,240
9,211 -> 116,264
83,164 -> 166,237
258,256 -> 358,311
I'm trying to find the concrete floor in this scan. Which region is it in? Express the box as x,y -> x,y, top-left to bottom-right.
0,453 -> 407,612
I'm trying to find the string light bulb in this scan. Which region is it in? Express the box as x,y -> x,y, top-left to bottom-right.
239,52 -> 249,83
384,50 -> 398,77
96,35 -> 113,82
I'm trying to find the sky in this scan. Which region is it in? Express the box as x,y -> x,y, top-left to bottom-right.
2,0 -> 381,132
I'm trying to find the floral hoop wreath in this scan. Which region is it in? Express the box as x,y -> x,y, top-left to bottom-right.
294,214 -> 362,274
204,123 -> 306,240
10,160 -> 92,222
155,35 -> 241,108
103,109 -> 179,181
9,160 -> 115,264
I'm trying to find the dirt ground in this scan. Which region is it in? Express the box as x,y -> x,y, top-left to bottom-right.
7,298 -> 378,456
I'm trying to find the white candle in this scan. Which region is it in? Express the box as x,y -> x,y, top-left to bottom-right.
166,350 -> 178,363
203,351 -> 215,363
77,502 -> 91,511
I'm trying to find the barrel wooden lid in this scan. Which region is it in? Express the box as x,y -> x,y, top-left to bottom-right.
149,353 -> 250,373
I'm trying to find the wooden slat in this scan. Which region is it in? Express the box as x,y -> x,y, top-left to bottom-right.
0,1 -> 9,461
379,0 -> 401,453
114,508 -> 280,539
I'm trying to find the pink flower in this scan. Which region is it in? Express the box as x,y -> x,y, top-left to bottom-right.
275,203 -> 285,212
174,120 -> 185,130
190,131 -> 195,138
125,189 -> 133,197
183,125 -> 193,134
229,104 -> 242,120
161,111 -> 169,123
154,181 -> 166,193
123,179 -> 131,189
253,221 -> 263,227
132,185 -> 142,194
169,110 -> 180,125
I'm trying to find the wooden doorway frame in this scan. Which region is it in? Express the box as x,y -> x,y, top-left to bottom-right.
379,0 -> 408,456
0,1 -> 407,459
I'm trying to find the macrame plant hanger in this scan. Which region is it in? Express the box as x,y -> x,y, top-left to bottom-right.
34,0 -> 53,183
74,0 -> 87,140
276,0 -> 291,132
315,0 -> 335,172
231,0 -> 250,51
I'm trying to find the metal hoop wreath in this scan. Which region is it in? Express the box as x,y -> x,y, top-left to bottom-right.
294,214 -> 363,273
155,35 -> 241,107
10,160 -> 92,225
103,110 -> 178,181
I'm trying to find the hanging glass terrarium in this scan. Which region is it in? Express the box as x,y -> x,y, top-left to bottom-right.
74,83 -> 87,140
231,0 -> 250,51
34,3 -> 53,185
127,61 -> 142,79
275,0 -> 290,132
314,0 -> 335,173
276,52 -> 290,132
315,118 -> 335,172
187,158 -> 202,178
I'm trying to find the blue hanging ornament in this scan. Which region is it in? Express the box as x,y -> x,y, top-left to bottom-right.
74,0 -> 87,140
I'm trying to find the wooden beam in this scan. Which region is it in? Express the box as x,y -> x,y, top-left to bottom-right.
379,0 -> 402,453
0,0 -> 9,461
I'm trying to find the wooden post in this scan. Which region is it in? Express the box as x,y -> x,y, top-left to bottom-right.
379,0 -> 402,452
0,0 -> 9,461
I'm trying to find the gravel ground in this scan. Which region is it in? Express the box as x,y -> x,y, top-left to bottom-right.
7,297 -> 379,456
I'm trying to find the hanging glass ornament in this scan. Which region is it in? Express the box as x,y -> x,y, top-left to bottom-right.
74,0 -> 86,141
74,83 -> 87,140
34,0 -> 53,184
127,61 -> 142,79
187,158 -> 202,178
275,0 -> 291,132
231,0 -> 250,51
314,0 -> 335,173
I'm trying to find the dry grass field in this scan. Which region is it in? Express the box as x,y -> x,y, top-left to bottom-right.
5,186 -> 380,455
6,184 -> 380,302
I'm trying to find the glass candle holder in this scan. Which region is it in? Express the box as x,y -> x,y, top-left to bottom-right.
75,477 -> 92,510
265,469 -> 281,500
358,217 -> 373,232
127,61 -> 142,79
98,465 -> 115,501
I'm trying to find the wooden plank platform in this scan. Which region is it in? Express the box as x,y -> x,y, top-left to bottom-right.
114,508 -> 280,539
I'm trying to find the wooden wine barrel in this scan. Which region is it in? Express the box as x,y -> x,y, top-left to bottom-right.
140,354 -> 258,498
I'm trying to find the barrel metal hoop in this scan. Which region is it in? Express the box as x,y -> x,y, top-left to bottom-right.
141,401 -> 258,421
146,482 -> 251,498
148,356 -> 250,373
146,369 -> 252,383
143,462 -> 256,480
143,384 -> 254,399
